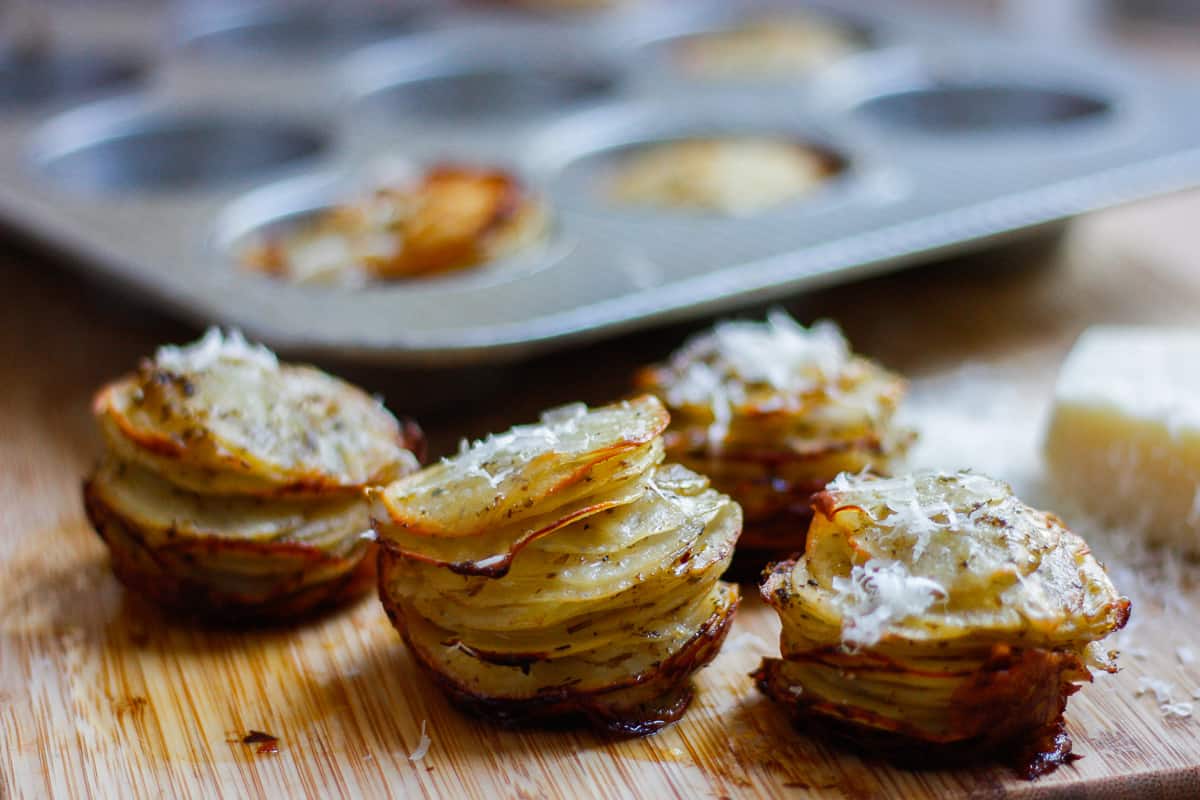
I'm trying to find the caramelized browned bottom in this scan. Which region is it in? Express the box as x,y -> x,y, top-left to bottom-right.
755,644 -> 1091,779
84,478 -> 376,624
382,584 -> 739,737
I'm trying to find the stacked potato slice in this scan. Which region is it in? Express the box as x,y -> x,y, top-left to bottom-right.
756,471 -> 1130,776
371,396 -> 742,734
635,310 -> 912,557
84,329 -> 422,621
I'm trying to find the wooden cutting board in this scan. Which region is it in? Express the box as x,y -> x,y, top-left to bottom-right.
4,192 -> 1200,799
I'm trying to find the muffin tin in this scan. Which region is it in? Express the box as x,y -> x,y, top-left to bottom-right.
4,0 -> 1200,365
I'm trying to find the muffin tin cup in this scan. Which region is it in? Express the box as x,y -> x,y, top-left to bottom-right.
0,0 -> 1199,365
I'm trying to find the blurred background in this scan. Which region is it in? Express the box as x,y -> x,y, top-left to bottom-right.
2,0 -> 1200,437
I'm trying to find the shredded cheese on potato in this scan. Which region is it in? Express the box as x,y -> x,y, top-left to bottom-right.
664,309 -> 851,446
155,327 -> 278,373
831,558 -> 946,647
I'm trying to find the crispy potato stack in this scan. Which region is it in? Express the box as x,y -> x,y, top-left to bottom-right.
371,396 -> 742,734
609,138 -> 840,216
244,164 -> 547,285
755,471 -> 1130,777
635,310 -> 911,558
674,15 -> 861,80
84,329 -> 422,621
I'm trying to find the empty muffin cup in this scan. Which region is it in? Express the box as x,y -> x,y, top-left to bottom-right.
36,110 -> 328,193
857,83 -> 1111,133
0,51 -> 145,110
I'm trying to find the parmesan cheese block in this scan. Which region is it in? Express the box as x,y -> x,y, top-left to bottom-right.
1044,326 -> 1200,552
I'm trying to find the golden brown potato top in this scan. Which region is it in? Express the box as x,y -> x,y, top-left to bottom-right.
244,164 -> 545,285
95,328 -> 420,496
609,138 -> 838,216
764,471 -> 1130,652
674,15 -> 861,80
370,396 -> 670,541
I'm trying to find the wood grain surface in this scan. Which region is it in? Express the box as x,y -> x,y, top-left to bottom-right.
4,192 -> 1200,799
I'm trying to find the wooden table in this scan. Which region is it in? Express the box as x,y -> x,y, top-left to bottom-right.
4,190 -> 1200,798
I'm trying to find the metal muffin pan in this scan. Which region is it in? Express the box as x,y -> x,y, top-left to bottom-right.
3,0 -> 1200,365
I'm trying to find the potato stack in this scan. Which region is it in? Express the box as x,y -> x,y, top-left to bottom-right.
371,395 -> 742,734
635,310 -> 912,558
84,329 -> 422,621
244,164 -> 547,285
755,471 -> 1130,776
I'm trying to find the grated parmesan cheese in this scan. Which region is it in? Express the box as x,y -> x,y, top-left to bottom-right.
1162,703 -> 1194,719
408,719 -> 431,762
154,327 -> 278,373
830,558 -> 946,647
663,310 -> 850,447
826,470 -> 1011,562
1136,676 -> 1176,705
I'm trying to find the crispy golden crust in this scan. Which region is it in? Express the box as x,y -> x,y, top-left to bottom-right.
755,645 -> 1085,778
245,164 -> 547,285
382,569 -> 738,736
95,366 -> 423,498
84,477 -> 375,623
370,395 -> 669,540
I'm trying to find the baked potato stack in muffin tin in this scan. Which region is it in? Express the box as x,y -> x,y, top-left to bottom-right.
243,165 -> 547,286
755,470 -> 1130,776
635,310 -> 912,561
672,15 -> 862,81
608,138 -> 843,217
371,395 -> 743,734
83,329 -> 423,621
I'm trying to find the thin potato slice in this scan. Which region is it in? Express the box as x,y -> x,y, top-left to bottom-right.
84,479 -> 374,621
390,487 -> 738,638
395,583 -> 735,695
89,459 -> 368,549
388,462 -> 734,614
371,396 -> 668,538
95,329 -> 420,497
755,470 -> 1129,777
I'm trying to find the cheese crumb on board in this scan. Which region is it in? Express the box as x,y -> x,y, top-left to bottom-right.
1044,326 -> 1200,553
408,719 -> 431,762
